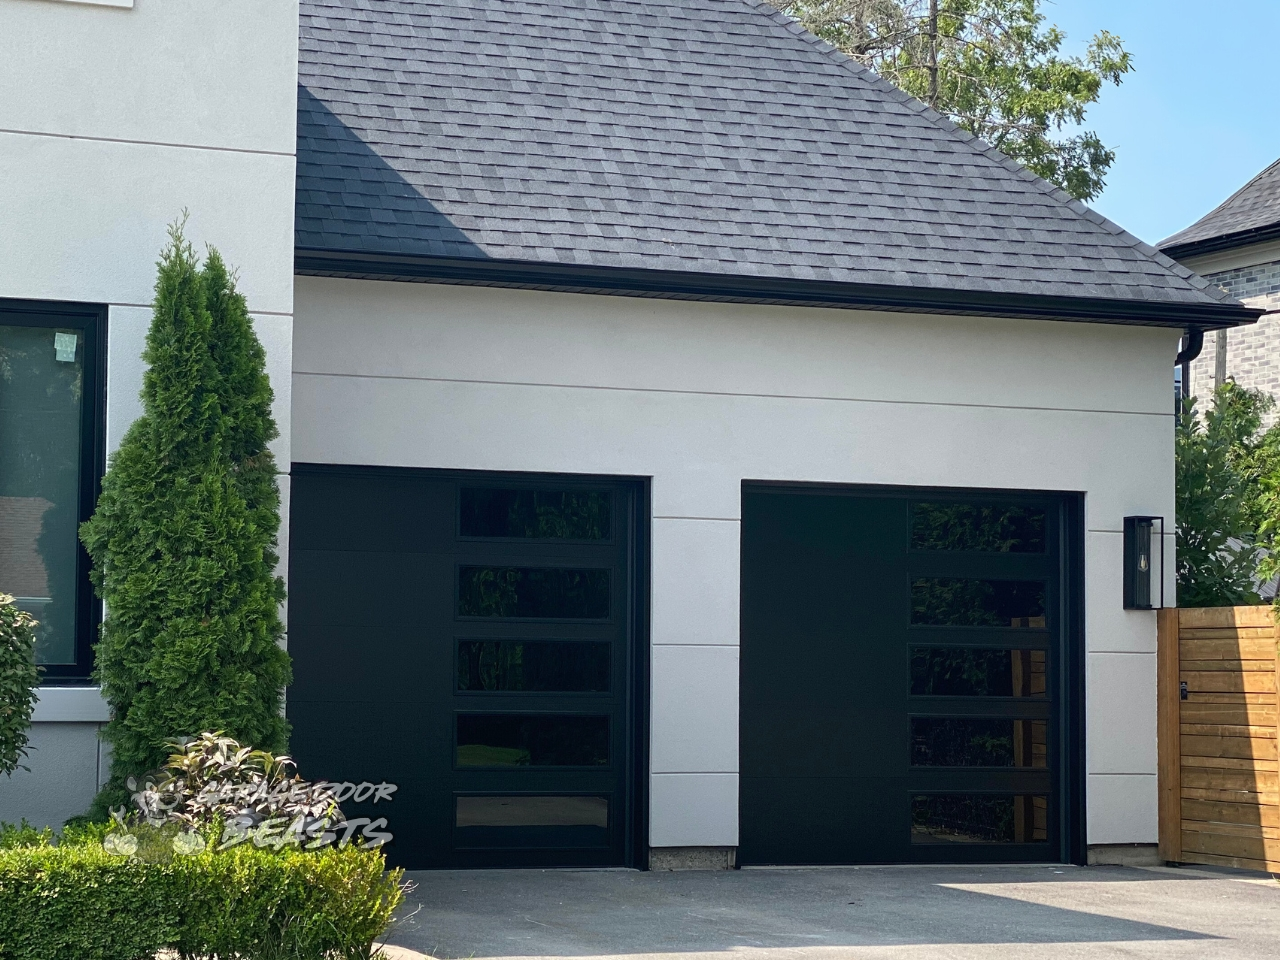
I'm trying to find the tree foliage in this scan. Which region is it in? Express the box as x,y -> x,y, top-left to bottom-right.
0,595 -> 41,777
80,221 -> 290,811
1175,383 -> 1280,608
771,0 -> 1133,200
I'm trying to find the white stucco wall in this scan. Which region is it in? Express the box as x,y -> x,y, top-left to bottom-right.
292,276 -> 1180,851
0,0 -> 298,826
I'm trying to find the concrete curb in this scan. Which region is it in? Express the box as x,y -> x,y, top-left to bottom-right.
377,944 -> 433,960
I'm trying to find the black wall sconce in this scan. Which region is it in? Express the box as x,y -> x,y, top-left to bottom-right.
1123,516 -> 1165,610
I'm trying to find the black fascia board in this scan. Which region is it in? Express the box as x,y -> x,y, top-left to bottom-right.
1161,222 -> 1280,262
294,248 -> 1262,330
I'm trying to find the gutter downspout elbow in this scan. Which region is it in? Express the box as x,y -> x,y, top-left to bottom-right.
1176,328 -> 1204,412
1176,328 -> 1204,367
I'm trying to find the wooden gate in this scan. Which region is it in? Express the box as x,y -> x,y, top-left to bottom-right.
1157,606 -> 1280,872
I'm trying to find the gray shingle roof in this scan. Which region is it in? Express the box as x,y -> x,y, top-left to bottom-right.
1160,159 -> 1280,255
296,0 -> 1239,313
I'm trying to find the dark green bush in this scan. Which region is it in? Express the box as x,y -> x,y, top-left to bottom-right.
0,838 -> 404,960
80,222 -> 290,814
0,595 -> 41,777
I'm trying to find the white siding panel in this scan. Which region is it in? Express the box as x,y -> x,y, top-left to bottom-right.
1087,653 -> 1158,775
652,519 -> 740,647
293,277 -> 1176,417
0,0 -> 298,155
105,304 -> 150,453
0,133 -> 296,314
649,773 -> 739,847
651,645 -> 739,773
1088,774 -> 1158,845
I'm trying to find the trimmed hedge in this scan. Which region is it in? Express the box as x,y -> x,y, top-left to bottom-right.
0,839 -> 404,960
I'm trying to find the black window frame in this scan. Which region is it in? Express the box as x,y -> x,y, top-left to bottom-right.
0,298 -> 107,683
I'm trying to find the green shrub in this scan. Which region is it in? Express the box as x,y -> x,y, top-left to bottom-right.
0,840 -> 405,960
0,821 -> 53,850
80,221 -> 290,813
0,595 -> 41,777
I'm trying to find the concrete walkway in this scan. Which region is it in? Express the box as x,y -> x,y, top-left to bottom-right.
383,864 -> 1280,960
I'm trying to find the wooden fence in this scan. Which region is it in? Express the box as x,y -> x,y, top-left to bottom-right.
1157,605 -> 1280,872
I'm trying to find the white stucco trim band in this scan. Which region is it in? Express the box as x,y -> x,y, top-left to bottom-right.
32,686 -> 110,723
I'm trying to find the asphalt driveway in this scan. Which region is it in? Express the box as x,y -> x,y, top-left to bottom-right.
384,863 -> 1280,960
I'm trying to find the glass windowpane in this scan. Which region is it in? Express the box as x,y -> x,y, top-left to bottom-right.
457,640 -> 610,692
456,714 -> 610,767
458,566 -> 610,619
911,578 -> 1046,627
910,648 -> 1048,697
911,503 -> 1047,553
0,325 -> 83,664
912,795 -> 1049,844
455,795 -> 608,828
460,489 -> 611,539
911,718 -> 1048,767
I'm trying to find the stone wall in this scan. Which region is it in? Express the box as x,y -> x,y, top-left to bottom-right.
1187,258 -> 1280,421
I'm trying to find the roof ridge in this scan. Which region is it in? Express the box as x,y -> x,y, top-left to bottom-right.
1159,156 -> 1280,249
740,0 -> 1236,304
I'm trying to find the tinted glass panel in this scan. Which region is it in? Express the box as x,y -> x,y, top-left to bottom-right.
0,324 -> 84,664
456,714 -> 610,767
458,567 -> 610,619
458,640 -> 611,692
912,795 -> 1049,844
911,718 -> 1048,767
911,648 -> 1048,697
454,796 -> 610,849
460,489 -> 611,540
456,795 -> 609,828
911,503 -> 1047,553
911,578 -> 1046,627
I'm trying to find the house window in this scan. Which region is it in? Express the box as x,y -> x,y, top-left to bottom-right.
0,301 -> 104,682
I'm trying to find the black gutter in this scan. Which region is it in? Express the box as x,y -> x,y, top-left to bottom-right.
1161,221 -> 1280,262
295,248 -> 1262,330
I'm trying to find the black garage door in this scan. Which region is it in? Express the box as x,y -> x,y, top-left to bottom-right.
288,466 -> 645,869
740,485 -> 1083,865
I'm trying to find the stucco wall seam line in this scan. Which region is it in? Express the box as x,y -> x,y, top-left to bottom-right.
292,371 -> 1172,419
110,302 -> 296,318
0,127 -> 295,158
654,516 -> 739,522
652,643 -> 741,647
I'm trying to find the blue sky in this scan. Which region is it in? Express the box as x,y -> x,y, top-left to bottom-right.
1037,0 -> 1280,245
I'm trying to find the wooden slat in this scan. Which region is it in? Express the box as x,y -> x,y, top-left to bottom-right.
1180,850 -> 1280,872
1181,827 -> 1280,862
1182,768 -> 1278,792
1182,696 -> 1274,711
1182,797 -> 1280,828
1180,639 -> 1278,663
1182,659 -> 1275,672
1180,606 -> 1275,629
1181,702 -> 1277,725
1180,627 -> 1279,642
1181,735 -> 1279,761
1182,785 -> 1280,805
1158,606 -> 1181,863
1182,723 -> 1278,740
1182,820 -> 1280,841
1181,671 -> 1276,694
1181,755 -> 1278,773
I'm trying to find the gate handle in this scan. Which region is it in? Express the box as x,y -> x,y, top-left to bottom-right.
1180,681 -> 1188,701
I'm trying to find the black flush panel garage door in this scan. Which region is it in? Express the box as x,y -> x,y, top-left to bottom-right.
740,485 -> 1084,865
287,466 -> 646,869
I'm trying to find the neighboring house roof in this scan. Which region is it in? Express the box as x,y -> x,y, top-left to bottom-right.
1160,159 -> 1280,260
295,0 -> 1257,328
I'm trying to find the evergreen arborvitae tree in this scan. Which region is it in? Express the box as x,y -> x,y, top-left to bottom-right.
81,223 -> 289,812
